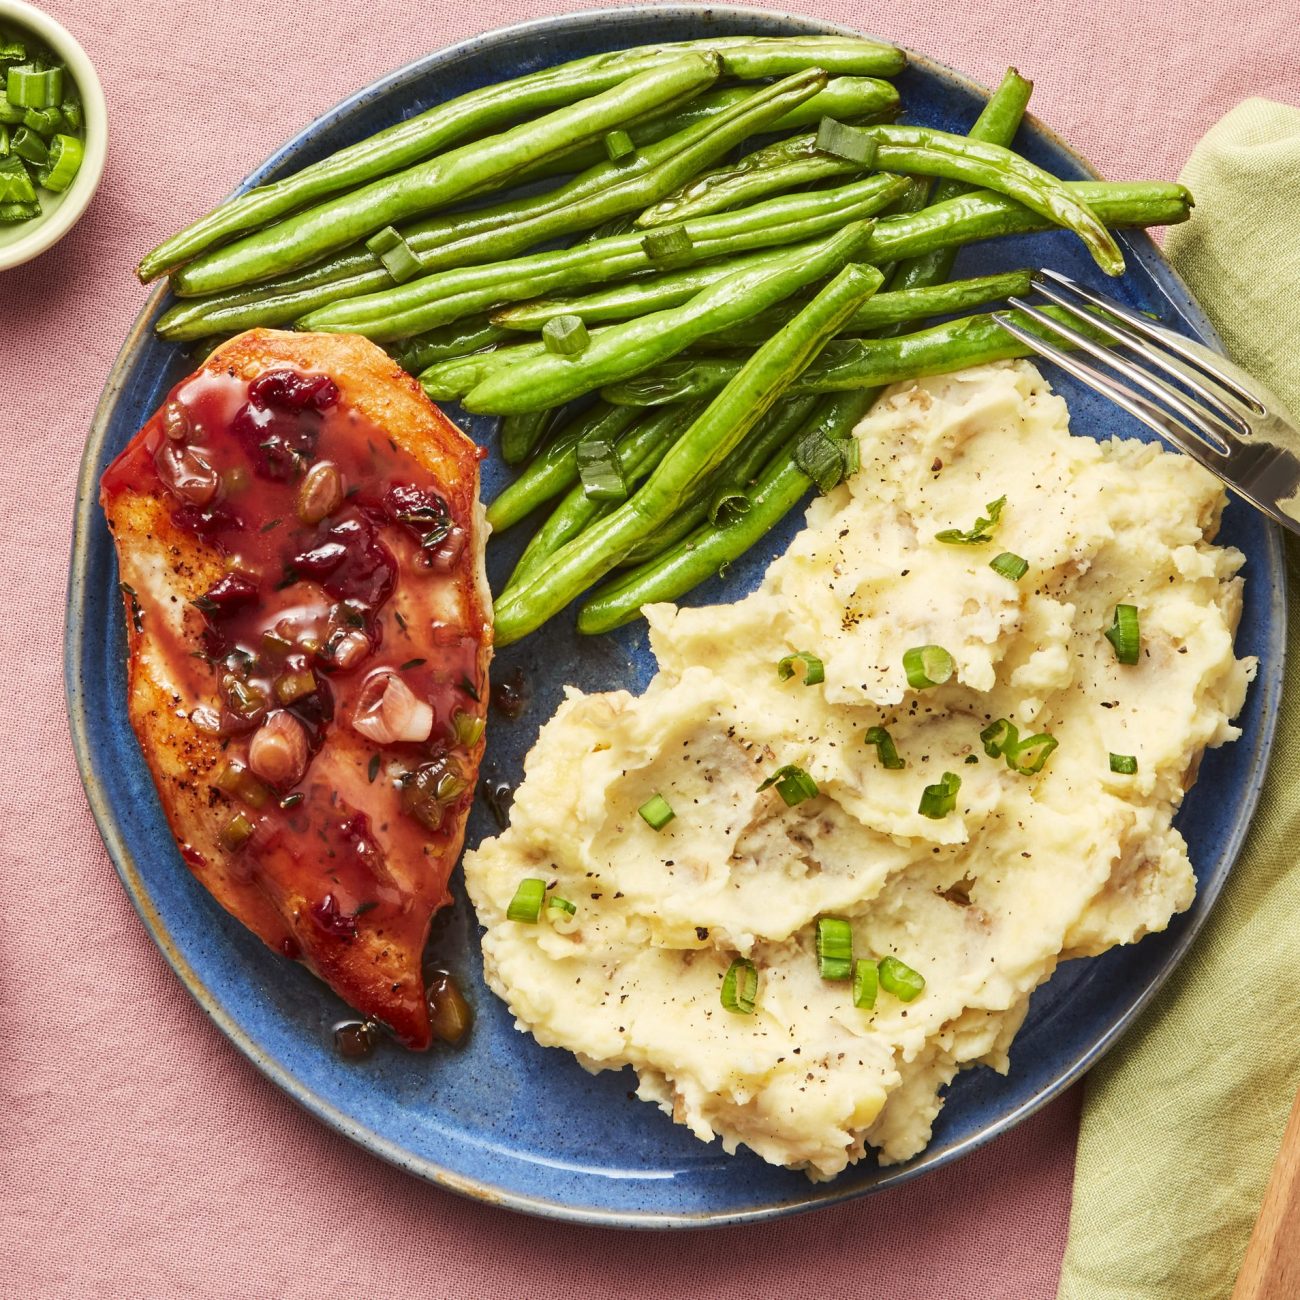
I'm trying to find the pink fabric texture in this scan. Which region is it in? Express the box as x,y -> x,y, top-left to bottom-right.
3,1 -> 1295,1296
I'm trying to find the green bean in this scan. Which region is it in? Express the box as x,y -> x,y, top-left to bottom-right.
163,76 -> 900,310
173,57 -> 723,296
396,68 -> 830,280
888,68 -> 1032,291
603,305 -> 1103,405
295,174 -> 910,341
158,177 -> 1180,343
462,221 -> 878,415
493,263 -> 881,645
385,318 -> 509,374
138,36 -> 903,281
508,403 -> 699,589
578,391 -> 875,633
524,76 -> 899,186
636,134 -> 861,229
617,395 -> 819,567
852,123 -> 1124,276
500,407 -> 559,466
582,72 -> 1037,630
486,401 -> 642,533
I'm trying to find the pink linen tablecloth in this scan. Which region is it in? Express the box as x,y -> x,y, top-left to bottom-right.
3,2 -> 1296,1296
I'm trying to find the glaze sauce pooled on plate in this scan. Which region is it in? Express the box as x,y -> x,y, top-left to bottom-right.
101,330 -> 491,1049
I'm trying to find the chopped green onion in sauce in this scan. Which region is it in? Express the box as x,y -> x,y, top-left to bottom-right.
989,551 -> 1029,581
777,650 -> 825,686
918,771 -> 961,819
721,957 -> 758,1014
506,877 -> 547,923
542,313 -> 590,356
1105,603 -> 1141,664
852,958 -> 879,1010
453,709 -> 485,748
816,917 -> 853,981
864,725 -> 905,769
935,495 -> 1006,545
878,956 -> 926,1002
903,644 -> 954,690
365,225 -> 423,283
638,793 -> 675,830
1109,752 -> 1138,775
757,764 -> 819,807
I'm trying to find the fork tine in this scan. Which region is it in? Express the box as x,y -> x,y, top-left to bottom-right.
991,310 -> 1226,475
1037,269 -> 1265,416
1005,298 -> 1234,457
1028,277 -> 1252,438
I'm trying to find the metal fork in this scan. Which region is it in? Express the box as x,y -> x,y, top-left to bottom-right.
992,269 -> 1300,534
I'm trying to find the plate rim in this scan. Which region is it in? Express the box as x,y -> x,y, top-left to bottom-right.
65,2 -> 1288,1228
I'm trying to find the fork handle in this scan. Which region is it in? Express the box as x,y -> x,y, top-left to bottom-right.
1231,1085 -> 1300,1299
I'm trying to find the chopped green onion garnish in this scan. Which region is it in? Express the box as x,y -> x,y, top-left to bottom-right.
721,957 -> 758,1014
903,644 -> 954,690
547,895 -> 577,916
707,482 -> 750,524
638,793 -> 675,830
852,958 -> 878,1010
989,551 -> 1029,581
980,717 -> 1019,759
918,771 -> 961,819
641,223 -> 693,264
878,956 -> 926,1002
364,225 -> 422,283
816,917 -> 853,981
0,40 -> 26,63
576,435 -> 627,502
935,496 -> 1006,545
1109,752 -> 1138,775
795,429 -> 856,492
6,64 -> 62,110
10,125 -> 45,165
506,877 -> 547,923
542,313 -> 590,356
1105,604 -> 1141,664
1009,732 -> 1058,775
815,116 -> 876,166
864,725 -> 905,769
604,128 -> 635,161
273,668 -> 317,705
777,651 -> 824,686
215,761 -> 270,810
0,94 -> 23,125
757,764 -> 819,807
0,125 -> 8,158
60,99 -> 81,132
0,199 -> 38,222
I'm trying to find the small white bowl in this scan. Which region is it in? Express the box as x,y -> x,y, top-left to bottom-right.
0,0 -> 107,271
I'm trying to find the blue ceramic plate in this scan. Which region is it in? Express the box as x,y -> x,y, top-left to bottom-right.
67,5 -> 1285,1227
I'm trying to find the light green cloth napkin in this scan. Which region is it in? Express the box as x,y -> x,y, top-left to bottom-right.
1058,98 -> 1300,1300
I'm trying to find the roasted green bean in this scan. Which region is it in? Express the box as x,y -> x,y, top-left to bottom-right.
173,56 -> 723,295
486,401 -> 643,532
461,221 -> 879,415
385,318 -> 510,374
603,305 -> 1101,405
139,35 -> 903,280
493,263 -> 881,644
578,390 -> 876,632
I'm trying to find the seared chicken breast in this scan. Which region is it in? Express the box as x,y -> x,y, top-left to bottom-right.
101,329 -> 491,1049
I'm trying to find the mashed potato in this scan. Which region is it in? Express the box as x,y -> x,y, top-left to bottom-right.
465,361 -> 1254,1180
